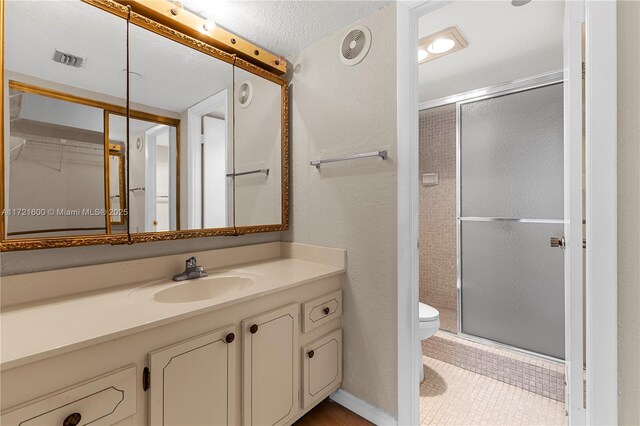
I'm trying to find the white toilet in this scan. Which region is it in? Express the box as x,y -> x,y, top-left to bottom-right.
417,302 -> 440,382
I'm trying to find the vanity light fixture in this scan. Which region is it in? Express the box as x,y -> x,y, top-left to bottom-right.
202,18 -> 216,33
418,26 -> 468,64
169,0 -> 183,16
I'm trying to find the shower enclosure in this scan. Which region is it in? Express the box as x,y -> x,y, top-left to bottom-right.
420,74 -> 565,359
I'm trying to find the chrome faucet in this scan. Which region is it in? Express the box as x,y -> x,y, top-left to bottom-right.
172,256 -> 208,281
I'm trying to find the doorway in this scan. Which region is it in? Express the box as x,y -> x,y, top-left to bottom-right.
396,1 -> 617,424
418,76 -> 567,424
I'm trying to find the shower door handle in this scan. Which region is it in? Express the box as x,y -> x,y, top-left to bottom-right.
550,237 -> 566,249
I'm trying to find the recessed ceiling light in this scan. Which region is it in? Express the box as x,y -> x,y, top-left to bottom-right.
512,0 -> 532,6
427,38 -> 456,54
418,26 -> 468,64
418,49 -> 429,62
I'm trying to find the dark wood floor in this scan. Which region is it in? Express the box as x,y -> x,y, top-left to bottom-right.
294,399 -> 373,426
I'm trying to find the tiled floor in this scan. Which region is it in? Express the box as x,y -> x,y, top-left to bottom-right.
420,357 -> 566,425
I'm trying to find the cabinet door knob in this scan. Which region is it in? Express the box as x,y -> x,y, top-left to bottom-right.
63,412 -> 82,426
308,350 -> 315,358
250,324 -> 259,334
323,307 -> 330,315
225,333 -> 235,343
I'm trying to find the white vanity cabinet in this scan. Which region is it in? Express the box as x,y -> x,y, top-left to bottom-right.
1,243 -> 347,426
147,325 -> 237,426
242,303 -> 300,426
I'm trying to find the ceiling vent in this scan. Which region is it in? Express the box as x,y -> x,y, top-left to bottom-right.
53,49 -> 85,68
340,25 -> 371,66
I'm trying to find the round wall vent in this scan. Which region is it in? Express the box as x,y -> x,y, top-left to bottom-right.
340,25 -> 372,66
238,80 -> 254,109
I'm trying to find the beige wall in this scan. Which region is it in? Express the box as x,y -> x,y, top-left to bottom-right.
617,1 -> 640,424
284,5 -> 398,417
418,105 -> 458,332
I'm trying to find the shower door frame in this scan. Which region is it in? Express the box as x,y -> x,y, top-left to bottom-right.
421,71 -> 566,360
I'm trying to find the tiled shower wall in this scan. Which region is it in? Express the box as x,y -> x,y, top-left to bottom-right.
419,105 -> 457,332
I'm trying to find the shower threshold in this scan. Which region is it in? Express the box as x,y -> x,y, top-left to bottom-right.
422,330 -> 566,402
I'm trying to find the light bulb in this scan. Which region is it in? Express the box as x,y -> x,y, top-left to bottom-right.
418,49 -> 429,62
427,38 -> 456,54
202,18 -> 216,32
170,0 -> 183,16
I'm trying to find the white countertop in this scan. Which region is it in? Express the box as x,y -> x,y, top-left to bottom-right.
1,255 -> 344,371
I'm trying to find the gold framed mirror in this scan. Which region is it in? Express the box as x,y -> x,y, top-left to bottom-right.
1,0 -> 130,250
1,0 -> 289,251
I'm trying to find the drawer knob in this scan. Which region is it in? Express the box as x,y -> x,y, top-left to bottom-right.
225,333 -> 235,343
323,307 -> 330,315
63,412 -> 82,426
308,350 -> 315,358
250,324 -> 259,334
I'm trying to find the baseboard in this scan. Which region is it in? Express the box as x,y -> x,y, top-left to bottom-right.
330,389 -> 397,425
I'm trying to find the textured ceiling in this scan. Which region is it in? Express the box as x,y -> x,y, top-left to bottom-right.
180,0 -> 390,58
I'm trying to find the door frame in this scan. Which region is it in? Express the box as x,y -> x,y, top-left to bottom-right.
396,1 -> 617,424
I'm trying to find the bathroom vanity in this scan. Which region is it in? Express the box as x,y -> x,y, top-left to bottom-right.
0,243 -> 345,425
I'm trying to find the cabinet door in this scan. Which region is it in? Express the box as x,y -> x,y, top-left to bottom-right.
242,304 -> 299,426
302,329 -> 342,409
148,325 -> 237,426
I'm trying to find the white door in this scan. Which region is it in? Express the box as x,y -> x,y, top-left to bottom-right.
202,116 -> 228,228
145,125 -> 177,232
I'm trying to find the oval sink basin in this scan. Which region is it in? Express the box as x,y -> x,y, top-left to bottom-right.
154,276 -> 255,303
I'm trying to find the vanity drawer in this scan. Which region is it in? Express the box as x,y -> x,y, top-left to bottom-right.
301,329 -> 342,409
302,290 -> 342,333
0,365 -> 136,426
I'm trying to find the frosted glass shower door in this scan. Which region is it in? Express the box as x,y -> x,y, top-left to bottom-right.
459,83 -> 565,359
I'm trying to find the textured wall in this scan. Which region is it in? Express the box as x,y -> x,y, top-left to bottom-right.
418,105 -> 457,332
617,1 -> 640,424
284,5 -> 398,417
